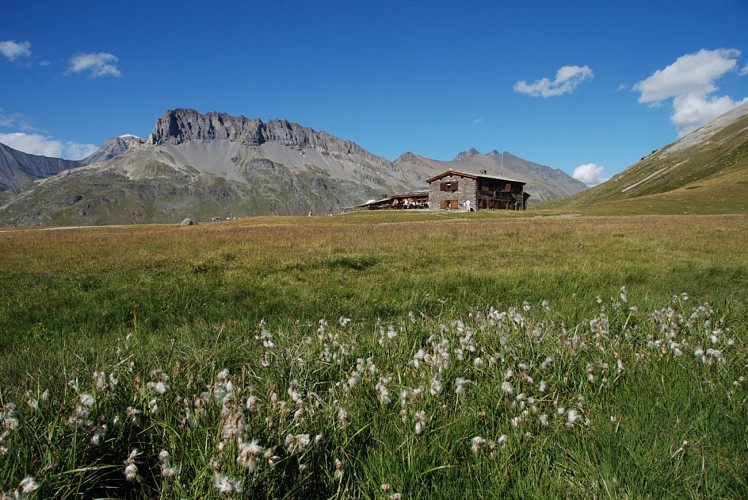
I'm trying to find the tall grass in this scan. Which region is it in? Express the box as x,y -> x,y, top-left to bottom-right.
1,212 -> 746,497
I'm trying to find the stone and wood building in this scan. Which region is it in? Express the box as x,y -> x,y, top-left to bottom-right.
425,170 -> 529,211
353,169 -> 529,212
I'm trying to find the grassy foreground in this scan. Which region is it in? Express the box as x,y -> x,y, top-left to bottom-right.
1,212 -> 746,498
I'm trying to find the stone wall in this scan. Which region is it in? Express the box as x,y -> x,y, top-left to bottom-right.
428,174 -> 477,210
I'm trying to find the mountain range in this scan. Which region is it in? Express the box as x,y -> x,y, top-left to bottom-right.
0,109 -> 585,226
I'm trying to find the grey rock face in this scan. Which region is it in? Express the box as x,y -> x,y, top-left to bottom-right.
147,109 -> 370,157
0,142 -> 80,190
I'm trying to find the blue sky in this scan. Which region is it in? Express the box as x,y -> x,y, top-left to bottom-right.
1,0 -> 747,185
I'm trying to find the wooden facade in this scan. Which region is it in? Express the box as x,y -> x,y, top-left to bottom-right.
425,170 -> 528,211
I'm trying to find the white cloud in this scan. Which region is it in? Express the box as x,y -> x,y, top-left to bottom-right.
573,163 -> 607,186
514,65 -> 594,97
741,64 -> 748,76
633,48 -> 746,136
634,49 -> 739,103
67,52 -> 121,78
671,93 -> 747,137
0,132 -> 98,160
0,40 -> 32,62
0,108 -> 35,131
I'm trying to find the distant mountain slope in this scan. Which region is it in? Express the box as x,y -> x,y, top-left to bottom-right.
0,108 -> 586,226
393,148 -> 586,202
0,134 -> 144,192
0,109 -> 421,226
562,101 -> 748,209
0,142 -> 80,190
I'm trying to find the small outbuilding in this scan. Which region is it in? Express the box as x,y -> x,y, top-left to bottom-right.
354,191 -> 430,211
425,170 -> 529,211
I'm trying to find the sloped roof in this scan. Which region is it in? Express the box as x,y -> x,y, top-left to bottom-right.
425,169 -> 525,185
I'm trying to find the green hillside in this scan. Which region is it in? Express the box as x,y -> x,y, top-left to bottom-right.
555,107 -> 748,214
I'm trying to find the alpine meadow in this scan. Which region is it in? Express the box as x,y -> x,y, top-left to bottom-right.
2,4 -> 748,495
0,210 -> 746,498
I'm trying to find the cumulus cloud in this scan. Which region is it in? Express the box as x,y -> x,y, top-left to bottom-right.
0,40 -> 32,62
573,163 -> 607,186
0,132 -> 98,160
634,48 -> 747,136
514,65 -> 594,97
67,52 -> 121,78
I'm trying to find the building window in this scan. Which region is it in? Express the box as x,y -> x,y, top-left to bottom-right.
440,181 -> 458,192
440,199 -> 459,209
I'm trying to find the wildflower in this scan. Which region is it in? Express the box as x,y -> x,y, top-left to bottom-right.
501,381 -> 514,397
90,421 -> 108,445
471,436 -> 486,453
387,325 -> 398,340
381,483 -> 392,493
146,369 -> 170,395
414,410 -> 426,435
237,440 -> 264,472
214,473 -> 242,494
337,407 -> 350,427
1,403 -> 20,431
125,406 -> 141,423
430,376 -> 443,396
260,353 -> 271,367
693,347 -> 706,363
620,286 -> 628,303
497,434 -> 508,447
19,475 -> 40,494
93,371 -> 107,391
123,448 -> 141,482
288,379 -> 303,403
257,326 -> 275,348
334,458 -> 343,480
246,395 -> 258,413
339,316 -> 351,327
285,433 -> 310,454
376,377 -> 392,404
473,357 -> 484,368
540,356 -> 553,370
79,393 -> 95,408
539,414 -> 549,426
159,450 -> 178,479
706,348 -> 724,363
455,377 -> 470,396
566,409 -> 581,427
539,380 -> 548,394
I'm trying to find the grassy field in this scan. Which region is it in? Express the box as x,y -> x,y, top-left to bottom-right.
1,211 -> 746,498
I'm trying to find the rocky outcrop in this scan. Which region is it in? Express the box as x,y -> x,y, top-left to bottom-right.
148,109 -> 370,157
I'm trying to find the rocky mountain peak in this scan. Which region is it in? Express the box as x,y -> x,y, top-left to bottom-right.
146,109 -> 369,157
454,148 -> 481,161
82,135 -> 144,165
